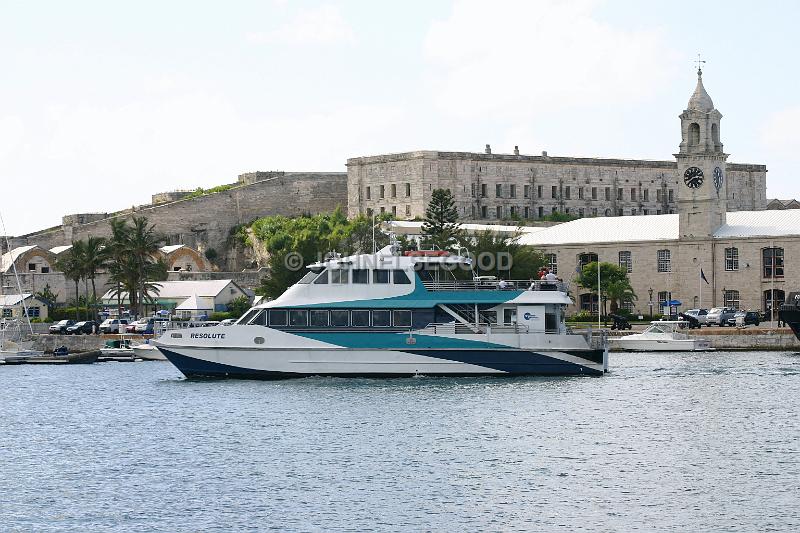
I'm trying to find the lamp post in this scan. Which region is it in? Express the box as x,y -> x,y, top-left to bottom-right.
722,287 -> 726,308
648,287 -> 653,318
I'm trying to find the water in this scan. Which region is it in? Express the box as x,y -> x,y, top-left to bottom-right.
1,351 -> 799,532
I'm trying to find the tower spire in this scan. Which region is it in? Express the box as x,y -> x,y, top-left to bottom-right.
695,53 -> 706,76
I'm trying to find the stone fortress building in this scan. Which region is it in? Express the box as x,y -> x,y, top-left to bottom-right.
389,69 -> 800,318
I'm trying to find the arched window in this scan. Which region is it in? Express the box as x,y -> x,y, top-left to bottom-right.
578,253 -> 598,268
689,123 -> 700,146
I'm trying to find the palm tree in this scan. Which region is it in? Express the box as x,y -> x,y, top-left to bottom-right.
55,241 -> 86,320
106,218 -> 130,318
82,236 -> 106,302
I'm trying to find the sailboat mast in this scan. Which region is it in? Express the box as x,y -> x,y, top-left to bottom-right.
0,211 -> 34,335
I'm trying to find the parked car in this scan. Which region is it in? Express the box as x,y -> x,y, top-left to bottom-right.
134,317 -> 156,334
683,308 -> 708,326
99,318 -> 129,334
727,311 -> 760,327
706,307 -> 737,326
49,320 -> 75,334
66,320 -> 98,335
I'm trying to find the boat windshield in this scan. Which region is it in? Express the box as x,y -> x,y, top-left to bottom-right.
297,271 -> 317,284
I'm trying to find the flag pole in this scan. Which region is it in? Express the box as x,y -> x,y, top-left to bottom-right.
699,265 -> 702,309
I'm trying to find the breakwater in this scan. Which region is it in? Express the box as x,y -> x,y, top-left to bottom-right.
609,326 -> 800,351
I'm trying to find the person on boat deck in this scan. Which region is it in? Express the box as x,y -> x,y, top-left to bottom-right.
538,268 -> 547,280
544,269 -> 558,281
498,279 -> 510,290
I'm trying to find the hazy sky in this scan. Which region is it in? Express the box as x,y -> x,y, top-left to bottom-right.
2,0 -> 798,235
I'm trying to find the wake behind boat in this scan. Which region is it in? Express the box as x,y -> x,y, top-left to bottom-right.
609,321 -> 713,352
154,244 -> 608,379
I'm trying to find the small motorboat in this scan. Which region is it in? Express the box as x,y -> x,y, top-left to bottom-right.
609,321 -> 713,352
101,338 -> 136,356
132,343 -> 167,361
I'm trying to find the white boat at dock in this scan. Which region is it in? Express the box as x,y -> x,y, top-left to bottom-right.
609,321 -> 713,352
132,343 -> 167,361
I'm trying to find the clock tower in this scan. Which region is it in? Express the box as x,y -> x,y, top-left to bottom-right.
675,67 -> 728,239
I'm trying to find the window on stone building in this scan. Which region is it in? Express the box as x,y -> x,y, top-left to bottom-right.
551,207 -> 557,214
380,185 -> 385,199
643,209 -> 648,215
551,185 -> 557,199
496,184 -> 503,198
496,206 -> 502,218
578,253 -> 598,268
657,249 -> 671,273
578,187 -> 584,200
764,289 -> 786,320
643,189 -> 649,201
565,208 -> 570,215
656,189 -> 662,202
392,206 -> 397,216
619,251 -> 632,273
366,186 -> 371,200
471,183 -> 476,198
41,266 -> 49,273
605,187 -> 610,201
763,247 -> 784,278
510,184 -> 516,198
537,185 -> 543,198
668,189 -> 674,202
617,208 -> 623,216
565,186 -> 571,200
592,208 -> 598,216
658,291 -> 669,306
524,206 -> 530,218
538,206 -> 543,218
725,247 -> 739,271
391,184 -> 396,198
579,208 -> 584,217
621,300 -> 635,313
631,188 -> 637,201
579,293 -> 598,312
509,206 -> 516,217
724,289 -> 740,310
28,263 -> 36,271
380,206 -> 386,214
470,205 -> 475,218
547,253 -> 558,274
405,205 -> 411,216
592,187 -> 597,200
631,209 -> 636,216
366,208 -> 373,217
617,189 -> 623,201
481,184 -> 487,198
657,209 -> 662,215
405,183 -> 411,197
524,185 -> 530,198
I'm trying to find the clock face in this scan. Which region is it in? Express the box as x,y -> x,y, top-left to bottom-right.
713,166 -> 724,192
683,166 -> 704,189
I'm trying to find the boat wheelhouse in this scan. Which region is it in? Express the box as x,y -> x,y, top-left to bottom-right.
154,245 -> 608,378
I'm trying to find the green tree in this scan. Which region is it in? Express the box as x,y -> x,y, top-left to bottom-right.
34,284 -> 59,317
465,232 -> 546,280
421,188 -> 461,251
226,295 -> 251,318
577,261 -> 637,315
55,241 -> 86,320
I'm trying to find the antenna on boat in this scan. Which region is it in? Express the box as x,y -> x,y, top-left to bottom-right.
372,212 -> 376,254
0,210 -> 33,335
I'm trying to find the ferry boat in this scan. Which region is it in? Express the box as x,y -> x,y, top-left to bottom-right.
153,245 -> 608,379
779,292 -> 800,340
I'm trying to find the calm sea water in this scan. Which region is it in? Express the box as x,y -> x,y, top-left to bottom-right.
1,351 -> 799,532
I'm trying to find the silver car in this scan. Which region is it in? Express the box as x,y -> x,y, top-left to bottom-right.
684,308 -> 708,326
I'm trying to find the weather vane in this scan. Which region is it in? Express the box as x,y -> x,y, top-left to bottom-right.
695,53 -> 706,75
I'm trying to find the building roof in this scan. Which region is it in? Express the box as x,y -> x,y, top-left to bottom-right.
0,245 -> 38,273
50,245 -> 73,255
175,294 -> 213,311
0,293 -> 34,307
516,210 -> 800,246
687,69 -> 714,112
160,244 -> 186,254
100,279 -> 239,302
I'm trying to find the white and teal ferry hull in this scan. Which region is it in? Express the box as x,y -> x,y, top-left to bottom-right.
155,326 -> 606,378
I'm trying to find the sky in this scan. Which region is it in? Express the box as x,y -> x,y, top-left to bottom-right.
1,0 -> 799,236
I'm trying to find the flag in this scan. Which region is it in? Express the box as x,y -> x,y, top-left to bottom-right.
700,268 -> 709,285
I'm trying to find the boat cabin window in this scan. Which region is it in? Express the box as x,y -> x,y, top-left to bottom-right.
250,310 -> 267,326
289,310 -> 308,326
269,310 -> 288,326
330,269 -> 348,284
313,270 -> 329,284
310,310 -> 329,327
352,269 -> 369,284
352,310 -> 370,327
373,270 -> 390,284
237,309 -> 260,325
393,270 -> 411,284
545,308 -> 558,332
372,310 -> 391,327
393,310 -> 412,327
503,308 -> 517,325
298,271 -> 317,284
330,310 -> 349,327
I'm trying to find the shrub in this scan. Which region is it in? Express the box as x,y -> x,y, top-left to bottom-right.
209,312 -> 233,321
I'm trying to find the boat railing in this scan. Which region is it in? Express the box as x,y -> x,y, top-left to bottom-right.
572,328 -> 609,350
420,322 -> 531,335
422,279 -> 567,292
